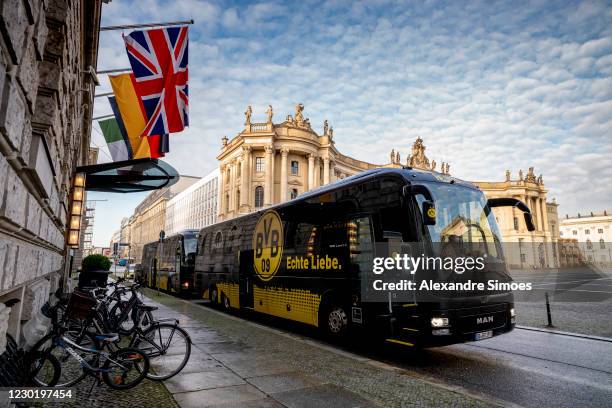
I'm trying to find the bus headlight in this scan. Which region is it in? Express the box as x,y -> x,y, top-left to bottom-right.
510,308 -> 516,317
182,281 -> 189,289
431,317 -> 449,328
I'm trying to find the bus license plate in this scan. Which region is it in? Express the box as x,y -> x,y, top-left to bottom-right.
475,330 -> 493,341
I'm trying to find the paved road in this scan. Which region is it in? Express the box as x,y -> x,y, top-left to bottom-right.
386,328 -> 612,408
190,299 -> 612,408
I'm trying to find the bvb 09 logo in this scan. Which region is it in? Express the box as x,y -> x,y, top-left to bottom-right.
253,210 -> 284,281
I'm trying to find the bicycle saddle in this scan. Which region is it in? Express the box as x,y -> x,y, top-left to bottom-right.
95,333 -> 119,343
136,304 -> 158,312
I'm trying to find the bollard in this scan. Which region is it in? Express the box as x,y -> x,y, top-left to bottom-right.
545,292 -> 554,327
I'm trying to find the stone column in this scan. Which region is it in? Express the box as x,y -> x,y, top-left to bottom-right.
314,156 -> 320,188
323,156 -> 330,185
307,154 -> 315,190
240,146 -> 251,211
228,162 -> 236,213
280,148 -> 289,202
219,164 -> 226,218
535,196 -> 543,231
264,145 -> 275,206
541,196 -> 549,233
329,160 -> 335,182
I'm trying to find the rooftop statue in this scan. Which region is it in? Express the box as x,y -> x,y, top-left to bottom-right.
323,120 -> 329,135
245,105 -> 252,125
295,103 -> 305,127
408,137 -> 430,169
266,105 -> 273,123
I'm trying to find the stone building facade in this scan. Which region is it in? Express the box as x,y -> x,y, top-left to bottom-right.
216,108 -> 558,269
217,104 -> 386,220
475,170 -> 560,269
0,0 -> 102,348
126,176 -> 199,263
559,211 -> 612,266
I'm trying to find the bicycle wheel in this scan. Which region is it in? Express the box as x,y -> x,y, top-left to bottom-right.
31,331 -> 97,387
102,347 -> 149,390
134,323 -> 191,380
29,351 -> 61,387
111,301 -> 135,335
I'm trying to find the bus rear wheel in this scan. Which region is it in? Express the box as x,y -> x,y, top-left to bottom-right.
222,294 -> 231,311
210,286 -> 219,305
321,304 -> 349,338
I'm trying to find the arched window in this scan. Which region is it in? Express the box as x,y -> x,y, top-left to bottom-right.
254,186 -> 264,208
236,190 -> 241,207
225,194 -> 230,212
290,188 -> 298,199
600,239 -> 605,249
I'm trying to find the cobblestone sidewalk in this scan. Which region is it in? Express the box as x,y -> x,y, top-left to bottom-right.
141,289 -> 495,408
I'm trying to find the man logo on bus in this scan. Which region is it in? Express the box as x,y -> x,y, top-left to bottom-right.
253,210 -> 284,281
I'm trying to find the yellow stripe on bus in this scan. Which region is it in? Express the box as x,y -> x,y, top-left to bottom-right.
385,338 -> 415,347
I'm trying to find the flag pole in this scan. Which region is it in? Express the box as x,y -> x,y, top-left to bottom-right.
100,19 -> 194,32
92,114 -> 115,121
97,68 -> 132,74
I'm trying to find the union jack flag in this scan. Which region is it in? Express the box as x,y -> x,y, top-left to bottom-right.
123,26 -> 189,137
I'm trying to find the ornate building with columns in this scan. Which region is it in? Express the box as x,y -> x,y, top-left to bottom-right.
217,104 -> 384,220
475,170 -> 560,268
216,105 -> 559,268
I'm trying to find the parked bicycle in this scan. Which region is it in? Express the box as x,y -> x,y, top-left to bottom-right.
31,280 -> 190,385
32,288 -> 150,391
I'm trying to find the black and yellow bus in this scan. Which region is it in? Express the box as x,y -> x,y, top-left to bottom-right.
139,229 -> 199,296
194,168 -> 534,347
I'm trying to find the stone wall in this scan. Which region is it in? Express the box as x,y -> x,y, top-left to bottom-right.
0,0 -> 101,346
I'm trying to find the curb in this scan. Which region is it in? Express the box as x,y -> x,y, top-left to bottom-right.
145,290 -> 522,408
516,326 -> 612,343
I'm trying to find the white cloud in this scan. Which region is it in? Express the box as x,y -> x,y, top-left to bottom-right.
91,0 -> 612,245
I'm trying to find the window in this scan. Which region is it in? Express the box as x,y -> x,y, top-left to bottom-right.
598,228 -> 604,234
290,188 -> 298,199
254,186 -> 264,208
255,157 -> 264,172
573,230 -> 577,235
586,239 -> 592,249
236,190 -> 240,207
212,231 -> 224,254
225,194 -> 229,213
585,229 -> 590,234
513,217 -> 519,231
291,161 -> 299,175
600,239 -> 605,249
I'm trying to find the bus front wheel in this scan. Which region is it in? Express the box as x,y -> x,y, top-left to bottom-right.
321,304 -> 349,338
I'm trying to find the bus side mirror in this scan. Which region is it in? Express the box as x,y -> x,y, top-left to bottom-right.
422,200 -> 436,225
487,197 -> 536,232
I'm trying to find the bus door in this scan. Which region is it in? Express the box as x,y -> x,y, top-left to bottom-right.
239,249 -> 254,309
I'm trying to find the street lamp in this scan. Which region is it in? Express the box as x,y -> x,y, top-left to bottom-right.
68,173 -> 86,247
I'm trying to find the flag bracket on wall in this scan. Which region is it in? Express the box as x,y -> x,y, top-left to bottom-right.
76,158 -> 178,193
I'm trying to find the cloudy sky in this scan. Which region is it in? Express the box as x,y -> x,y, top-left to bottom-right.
90,0 -> 612,246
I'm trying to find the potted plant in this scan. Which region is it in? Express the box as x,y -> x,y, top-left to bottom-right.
78,254 -> 112,289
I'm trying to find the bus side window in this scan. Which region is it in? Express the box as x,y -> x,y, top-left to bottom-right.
348,216 -> 374,274
295,222 -> 319,256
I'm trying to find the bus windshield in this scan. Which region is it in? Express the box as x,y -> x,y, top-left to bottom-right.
416,182 -> 503,260
183,237 -> 198,255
